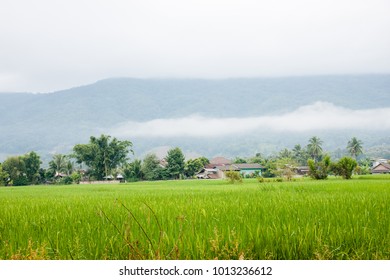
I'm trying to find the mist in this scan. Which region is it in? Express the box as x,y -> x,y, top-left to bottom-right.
111,102 -> 390,138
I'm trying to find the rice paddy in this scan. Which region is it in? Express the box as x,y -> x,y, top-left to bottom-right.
0,176 -> 389,260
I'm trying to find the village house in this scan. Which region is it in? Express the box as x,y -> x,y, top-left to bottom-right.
196,168 -> 223,179
371,162 -> 390,174
295,166 -> 310,176
198,156 -> 264,179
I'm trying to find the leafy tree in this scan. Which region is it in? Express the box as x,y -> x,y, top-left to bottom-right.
154,166 -> 170,180
332,157 -> 357,179
23,151 -> 42,185
260,158 -> 277,178
197,157 -> 210,166
70,172 -> 82,184
166,147 -> 185,179
59,176 -> 73,185
141,153 -> 162,181
2,156 -> 28,186
347,137 -> 363,159
308,155 -> 331,180
124,159 -> 143,182
0,163 -> 9,186
184,158 -> 204,178
233,157 -> 247,164
73,135 -> 133,180
274,158 -> 297,181
249,153 -> 263,164
356,158 -> 372,175
307,136 -> 323,162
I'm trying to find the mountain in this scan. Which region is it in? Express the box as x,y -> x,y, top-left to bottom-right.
1,74 -> 390,162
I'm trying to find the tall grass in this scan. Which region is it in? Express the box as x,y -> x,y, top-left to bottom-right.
0,176 -> 389,259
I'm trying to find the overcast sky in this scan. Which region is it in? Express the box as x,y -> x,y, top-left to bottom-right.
1,0 -> 389,93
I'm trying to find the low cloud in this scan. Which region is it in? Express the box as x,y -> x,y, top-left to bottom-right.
111,102 -> 390,138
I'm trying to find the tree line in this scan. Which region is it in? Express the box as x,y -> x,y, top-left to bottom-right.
233,136 -> 367,180
0,135 -> 209,186
0,134 -> 370,186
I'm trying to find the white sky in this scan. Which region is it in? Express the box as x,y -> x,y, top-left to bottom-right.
111,102 -> 390,138
1,0 -> 389,92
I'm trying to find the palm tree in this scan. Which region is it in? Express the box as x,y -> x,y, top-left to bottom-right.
279,148 -> 293,159
347,137 -> 363,159
49,154 -> 68,174
307,136 -> 323,162
66,160 -> 74,176
292,144 -> 308,166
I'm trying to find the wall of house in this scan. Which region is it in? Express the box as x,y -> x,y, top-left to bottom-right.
240,169 -> 262,176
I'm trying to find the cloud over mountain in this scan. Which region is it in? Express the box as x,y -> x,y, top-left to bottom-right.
111,102 -> 390,138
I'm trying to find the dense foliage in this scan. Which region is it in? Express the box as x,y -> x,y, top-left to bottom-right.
1,152 -> 42,186
332,157 -> 358,179
166,147 -> 185,179
0,134 -> 381,186
308,155 -> 331,180
73,135 -> 133,180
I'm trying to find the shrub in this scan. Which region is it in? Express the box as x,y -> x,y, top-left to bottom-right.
225,171 -> 242,184
58,176 -> 73,185
308,155 -> 331,180
71,172 -> 82,184
332,157 -> 357,179
257,176 -> 265,183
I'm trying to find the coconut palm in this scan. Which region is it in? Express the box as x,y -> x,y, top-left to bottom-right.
292,144 -> 308,166
307,136 -> 323,162
279,148 -> 293,159
48,154 -> 68,175
347,137 -> 363,159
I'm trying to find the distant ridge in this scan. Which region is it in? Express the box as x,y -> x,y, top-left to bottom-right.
0,74 -> 389,161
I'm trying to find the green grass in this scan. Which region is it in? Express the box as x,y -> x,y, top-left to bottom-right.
0,176 -> 389,260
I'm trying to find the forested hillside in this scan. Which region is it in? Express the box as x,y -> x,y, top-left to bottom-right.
1,75 -> 389,161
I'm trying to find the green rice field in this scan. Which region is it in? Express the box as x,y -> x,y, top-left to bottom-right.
0,175 -> 389,260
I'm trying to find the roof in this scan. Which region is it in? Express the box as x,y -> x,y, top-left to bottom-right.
216,165 -> 240,171
372,162 -> 390,171
55,172 -> 67,177
214,163 -> 263,171
210,157 -> 231,165
234,163 -> 263,169
207,173 -> 221,179
296,166 -> 310,170
205,168 -> 217,172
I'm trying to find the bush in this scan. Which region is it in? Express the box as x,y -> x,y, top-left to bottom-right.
71,172 -> 81,184
308,155 -> 331,180
257,176 -> 264,183
332,157 -> 357,179
58,176 -> 73,185
225,171 -> 242,184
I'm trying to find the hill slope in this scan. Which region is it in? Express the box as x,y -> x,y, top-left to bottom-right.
1,74 -> 389,161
